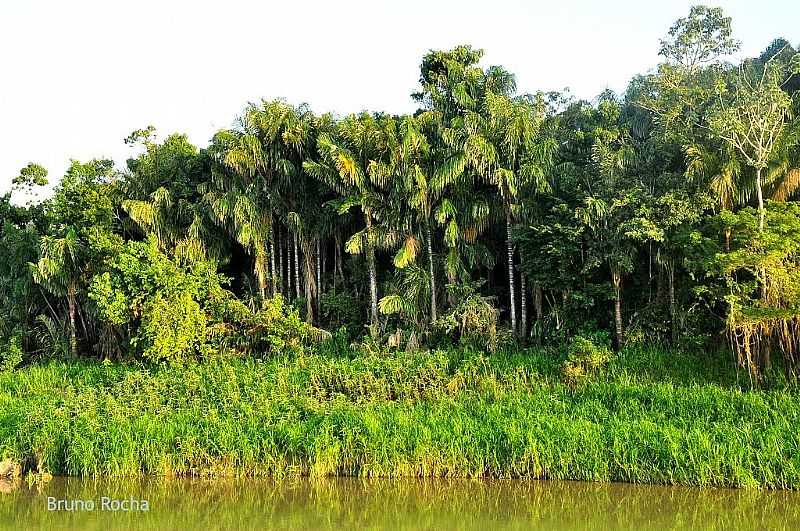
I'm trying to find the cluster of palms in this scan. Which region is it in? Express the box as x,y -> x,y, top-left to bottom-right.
9,7 -> 800,371
110,45 -> 554,341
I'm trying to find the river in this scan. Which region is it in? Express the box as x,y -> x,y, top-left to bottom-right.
1,476 -> 798,530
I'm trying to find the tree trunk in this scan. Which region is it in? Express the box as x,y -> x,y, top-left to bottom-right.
506,212 -> 517,336
303,240 -> 316,325
648,242 -> 653,303
756,167 -> 769,368
68,281 -> 78,357
365,214 -> 379,336
519,248 -> 527,338
756,167 -> 765,232
322,240 -> 327,295
612,269 -> 623,350
286,232 -> 294,300
269,220 -> 277,297
284,228 -> 290,297
294,233 -> 301,300
276,227 -> 283,295
724,227 -> 731,253
333,234 -> 338,294
316,238 -> 321,300
255,252 -> 267,300
335,231 -> 345,284
668,262 -> 676,343
534,282 -> 543,321
427,223 -> 437,324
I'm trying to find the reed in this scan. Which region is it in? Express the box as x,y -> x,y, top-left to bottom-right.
1,345 -> 797,488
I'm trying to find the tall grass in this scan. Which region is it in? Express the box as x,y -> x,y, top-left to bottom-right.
1,346 -> 798,488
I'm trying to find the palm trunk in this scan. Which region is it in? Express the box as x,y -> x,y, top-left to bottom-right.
294,233 -> 301,300
316,238 -> 321,301
321,240 -> 327,294
756,167 -> 765,232
534,282 -> 543,321
520,248 -> 527,338
365,214 -> 379,335
286,232 -> 294,299
426,222 -> 437,324
333,234 -> 338,294
68,281 -> 78,357
276,227 -> 283,295
269,220 -> 277,298
668,261 -> 676,343
303,240 -> 316,325
335,231 -> 345,284
255,252 -> 267,300
648,242 -> 653,303
506,211 -> 517,336
284,228 -> 290,296
612,269 -> 623,350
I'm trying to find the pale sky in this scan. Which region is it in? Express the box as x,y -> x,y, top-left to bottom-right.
1,0 -> 798,196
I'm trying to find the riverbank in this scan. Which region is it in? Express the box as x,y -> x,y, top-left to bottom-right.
1,346 -> 798,488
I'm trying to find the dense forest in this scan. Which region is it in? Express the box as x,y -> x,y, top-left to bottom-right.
3,5 -> 800,488
1,5 -> 800,386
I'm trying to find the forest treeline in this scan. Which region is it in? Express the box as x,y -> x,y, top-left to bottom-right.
2,6 -> 800,383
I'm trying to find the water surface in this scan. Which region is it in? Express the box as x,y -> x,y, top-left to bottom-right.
1,477 -> 798,530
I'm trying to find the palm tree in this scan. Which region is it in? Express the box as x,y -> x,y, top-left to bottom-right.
450,90 -> 548,337
304,113 -> 398,335
207,100 -> 313,302
392,114 -> 446,324
207,128 -> 274,300
120,132 -> 226,264
30,229 -> 82,357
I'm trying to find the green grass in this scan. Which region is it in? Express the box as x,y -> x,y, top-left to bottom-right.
1,345 -> 798,488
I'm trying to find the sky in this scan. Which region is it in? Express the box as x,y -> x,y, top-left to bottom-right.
1,0 -> 798,196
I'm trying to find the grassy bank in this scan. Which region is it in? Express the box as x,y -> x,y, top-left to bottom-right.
1,346 -> 798,488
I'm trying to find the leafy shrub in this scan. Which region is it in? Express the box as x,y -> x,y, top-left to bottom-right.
434,282 -> 501,352
89,238 -> 320,362
0,334 -> 23,372
319,291 -> 363,338
216,294 -> 323,357
138,292 -> 209,362
562,333 -> 613,386
88,238 -> 225,362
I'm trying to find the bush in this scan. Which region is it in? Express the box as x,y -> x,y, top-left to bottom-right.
434,283 -> 502,352
0,334 -> 23,372
138,292 -> 209,362
217,295 -> 323,357
89,238 -> 321,362
319,291 -> 363,339
562,333 -> 613,386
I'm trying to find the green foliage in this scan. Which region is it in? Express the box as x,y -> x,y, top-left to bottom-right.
561,333 -> 614,387
2,7 -> 800,388
658,5 -> 739,68
319,292 -> 363,337
0,335 -> 24,372
1,346 -> 798,487
12,163 -> 48,192
711,203 -> 800,380
434,283 -> 504,352
88,238 -> 318,362
222,295 -> 323,357
139,292 -> 209,362
88,238 -> 224,361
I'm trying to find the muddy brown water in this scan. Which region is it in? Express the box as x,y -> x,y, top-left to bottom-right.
1,476 -> 798,530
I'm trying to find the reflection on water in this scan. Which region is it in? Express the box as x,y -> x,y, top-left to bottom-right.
1,476 -> 798,531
